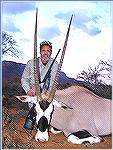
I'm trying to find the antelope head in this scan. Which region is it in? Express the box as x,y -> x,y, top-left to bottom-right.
16,9 -> 73,142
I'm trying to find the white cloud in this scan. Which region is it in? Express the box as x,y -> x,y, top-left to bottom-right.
2,1 -> 112,85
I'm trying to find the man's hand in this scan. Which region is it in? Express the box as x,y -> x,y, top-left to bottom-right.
27,85 -> 36,96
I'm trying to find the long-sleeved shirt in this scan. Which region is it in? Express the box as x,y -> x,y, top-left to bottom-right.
21,57 -> 58,93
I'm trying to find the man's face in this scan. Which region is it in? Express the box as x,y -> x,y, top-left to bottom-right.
40,45 -> 52,65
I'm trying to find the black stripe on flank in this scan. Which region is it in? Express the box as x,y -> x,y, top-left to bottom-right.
69,130 -> 93,139
38,116 -> 48,132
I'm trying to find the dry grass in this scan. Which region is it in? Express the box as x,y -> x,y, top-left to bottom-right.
2,106 -> 112,149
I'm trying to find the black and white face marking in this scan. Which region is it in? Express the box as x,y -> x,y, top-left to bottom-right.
35,100 -> 54,142
39,100 -> 51,111
38,116 -> 48,132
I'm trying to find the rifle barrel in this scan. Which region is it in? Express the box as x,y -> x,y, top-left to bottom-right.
41,49 -> 61,83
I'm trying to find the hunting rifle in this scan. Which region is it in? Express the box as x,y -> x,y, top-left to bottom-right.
41,48 -> 61,84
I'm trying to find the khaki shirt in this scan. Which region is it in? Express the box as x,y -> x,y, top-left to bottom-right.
21,57 -> 58,93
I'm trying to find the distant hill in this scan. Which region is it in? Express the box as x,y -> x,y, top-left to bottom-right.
2,60 -> 83,86
2,61 -> 111,99
2,61 -> 25,81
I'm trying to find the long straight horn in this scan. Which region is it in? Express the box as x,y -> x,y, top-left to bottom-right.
48,15 -> 73,102
34,8 -> 42,101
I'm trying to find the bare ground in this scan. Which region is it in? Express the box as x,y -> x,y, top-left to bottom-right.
2,106 -> 112,149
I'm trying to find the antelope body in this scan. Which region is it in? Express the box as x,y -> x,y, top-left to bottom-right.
16,85 -> 111,144
51,85 -> 111,137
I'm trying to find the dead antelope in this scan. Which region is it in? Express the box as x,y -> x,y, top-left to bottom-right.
16,85 -> 111,144
16,9 -> 111,144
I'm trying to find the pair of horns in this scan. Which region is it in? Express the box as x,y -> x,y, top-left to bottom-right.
34,8 -> 73,102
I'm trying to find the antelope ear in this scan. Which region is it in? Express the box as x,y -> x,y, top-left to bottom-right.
15,95 -> 37,104
15,95 -> 30,102
52,99 -> 73,110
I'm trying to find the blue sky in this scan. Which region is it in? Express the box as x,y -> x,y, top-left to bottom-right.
1,1 -> 112,84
